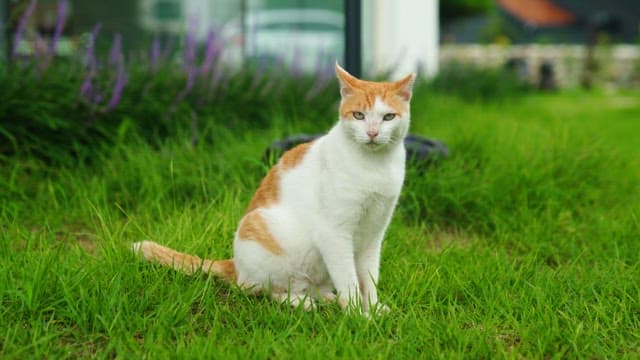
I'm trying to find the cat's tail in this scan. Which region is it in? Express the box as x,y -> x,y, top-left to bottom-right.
131,240 -> 236,282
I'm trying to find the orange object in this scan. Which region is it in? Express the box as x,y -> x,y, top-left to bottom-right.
497,0 -> 576,27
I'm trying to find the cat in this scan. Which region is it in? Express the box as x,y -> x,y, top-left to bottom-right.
133,64 -> 415,315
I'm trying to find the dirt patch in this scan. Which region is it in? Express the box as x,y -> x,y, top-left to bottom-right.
75,234 -> 99,255
426,229 -> 476,252
54,224 -> 100,255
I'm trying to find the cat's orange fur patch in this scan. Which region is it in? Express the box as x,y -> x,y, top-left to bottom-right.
339,82 -> 409,119
238,210 -> 284,255
239,143 -> 313,255
134,240 -> 236,281
245,142 -> 313,213
137,240 -> 203,275
246,166 -> 280,213
280,141 -> 313,170
206,259 -> 237,282
336,65 -> 413,119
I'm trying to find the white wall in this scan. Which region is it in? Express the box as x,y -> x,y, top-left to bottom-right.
362,0 -> 439,79
182,0 -> 215,38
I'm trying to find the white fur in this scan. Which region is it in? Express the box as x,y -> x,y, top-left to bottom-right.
233,98 -> 410,315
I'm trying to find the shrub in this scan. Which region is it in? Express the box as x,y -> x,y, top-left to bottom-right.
0,30 -> 339,163
428,62 -> 531,101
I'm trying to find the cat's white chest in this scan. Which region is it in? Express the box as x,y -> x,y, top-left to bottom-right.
343,151 -> 405,197
319,154 -> 404,230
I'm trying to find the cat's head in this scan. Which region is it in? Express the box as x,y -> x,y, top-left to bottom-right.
335,63 -> 415,151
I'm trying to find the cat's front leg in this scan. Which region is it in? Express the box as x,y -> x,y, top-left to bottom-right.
314,229 -> 363,313
354,196 -> 398,315
356,238 -> 389,315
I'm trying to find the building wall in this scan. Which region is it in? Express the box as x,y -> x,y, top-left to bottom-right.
362,0 -> 439,79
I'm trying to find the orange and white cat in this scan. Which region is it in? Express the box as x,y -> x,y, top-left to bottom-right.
133,64 -> 415,315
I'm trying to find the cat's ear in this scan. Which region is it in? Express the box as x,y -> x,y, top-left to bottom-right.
335,62 -> 360,97
393,73 -> 417,101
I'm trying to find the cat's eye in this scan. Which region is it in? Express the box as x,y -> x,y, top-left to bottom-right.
383,113 -> 396,121
352,111 -> 365,120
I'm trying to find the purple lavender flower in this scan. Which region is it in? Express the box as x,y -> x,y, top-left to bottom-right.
12,0 -> 37,60
150,35 -> 161,71
200,29 -> 220,74
106,63 -> 128,111
173,17 -> 200,105
80,73 -> 93,100
179,28 -> 198,102
49,0 -> 68,55
183,17 -> 199,69
85,23 -> 102,69
109,33 -> 123,65
181,65 -> 196,98
79,23 -> 102,105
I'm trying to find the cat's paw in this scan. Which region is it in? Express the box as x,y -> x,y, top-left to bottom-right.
336,296 -> 369,316
319,292 -> 337,303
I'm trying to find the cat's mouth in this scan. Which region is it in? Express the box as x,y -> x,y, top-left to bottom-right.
365,140 -> 385,150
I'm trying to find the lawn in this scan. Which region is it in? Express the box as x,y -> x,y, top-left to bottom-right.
1,90 -> 639,358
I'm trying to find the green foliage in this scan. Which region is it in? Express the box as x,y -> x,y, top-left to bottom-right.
440,0 -> 494,23
479,5 -> 523,43
428,62 -> 531,101
0,63 -> 98,161
0,60 -> 338,164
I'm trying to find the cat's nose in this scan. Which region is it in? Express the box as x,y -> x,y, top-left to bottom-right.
367,129 -> 379,139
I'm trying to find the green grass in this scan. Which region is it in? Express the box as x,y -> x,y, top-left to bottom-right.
1,90 -> 639,358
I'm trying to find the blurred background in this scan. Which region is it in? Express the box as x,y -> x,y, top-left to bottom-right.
2,0 -> 638,88
0,0 -> 638,159
1,0 -> 438,80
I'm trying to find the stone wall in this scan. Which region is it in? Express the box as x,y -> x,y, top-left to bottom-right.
439,45 -> 640,89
